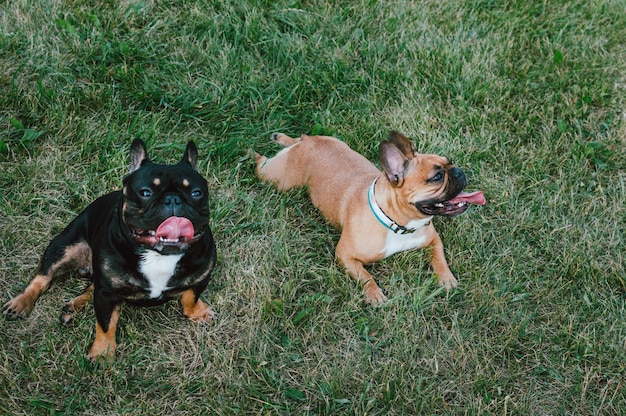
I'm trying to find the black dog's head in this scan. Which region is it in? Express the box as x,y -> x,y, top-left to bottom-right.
122,139 -> 209,254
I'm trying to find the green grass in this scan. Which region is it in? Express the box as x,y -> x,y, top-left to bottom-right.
1,0 -> 625,414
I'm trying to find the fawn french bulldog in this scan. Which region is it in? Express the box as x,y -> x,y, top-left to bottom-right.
255,131 -> 484,304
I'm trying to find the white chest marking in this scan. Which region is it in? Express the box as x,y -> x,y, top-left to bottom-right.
139,251 -> 183,298
381,217 -> 432,258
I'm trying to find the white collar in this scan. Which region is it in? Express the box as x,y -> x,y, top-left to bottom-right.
368,177 -> 427,234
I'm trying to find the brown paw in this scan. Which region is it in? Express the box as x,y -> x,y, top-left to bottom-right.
59,305 -> 75,324
363,285 -> 388,306
185,299 -> 215,323
270,132 -> 296,146
3,295 -> 35,320
87,341 -> 116,362
437,273 -> 458,290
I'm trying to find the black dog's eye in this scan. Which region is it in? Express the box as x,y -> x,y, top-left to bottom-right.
138,188 -> 152,197
191,190 -> 203,198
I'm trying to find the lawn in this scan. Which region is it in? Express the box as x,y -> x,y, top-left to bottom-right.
1,0 -> 624,414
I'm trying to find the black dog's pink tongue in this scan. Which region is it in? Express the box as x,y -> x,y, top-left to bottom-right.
449,191 -> 486,206
155,217 -> 195,240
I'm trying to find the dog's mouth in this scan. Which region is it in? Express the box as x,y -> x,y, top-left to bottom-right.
418,191 -> 485,216
130,216 -> 204,251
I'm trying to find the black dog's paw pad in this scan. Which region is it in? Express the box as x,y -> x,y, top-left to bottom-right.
3,309 -> 23,321
77,267 -> 92,278
59,306 -> 75,324
3,299 -> 30,320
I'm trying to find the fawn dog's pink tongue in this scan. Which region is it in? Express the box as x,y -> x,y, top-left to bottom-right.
448,191 -> 486,206
155,217 -> 195,240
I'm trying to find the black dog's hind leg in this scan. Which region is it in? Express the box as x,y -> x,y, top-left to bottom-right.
3,235 -> 92,320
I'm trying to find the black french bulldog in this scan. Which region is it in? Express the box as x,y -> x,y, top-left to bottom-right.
3,139 -> 216,360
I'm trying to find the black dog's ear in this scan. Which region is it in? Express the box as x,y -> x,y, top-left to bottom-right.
129,139 -> 149,173
387,131 -> 418,157
180,141 -> 198,170
379,140 -> 409,187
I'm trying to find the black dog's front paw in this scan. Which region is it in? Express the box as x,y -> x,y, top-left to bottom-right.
3,293 -> 37,320
3,304 -> 23,321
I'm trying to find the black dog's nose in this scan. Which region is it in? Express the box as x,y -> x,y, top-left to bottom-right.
164,194 -> 182,215
164,194 -> 182,206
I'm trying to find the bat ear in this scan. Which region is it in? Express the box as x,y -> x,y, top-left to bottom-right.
129,139 -> 150,173
387,131 -> 418,157
379,140 -> 409,187
180,141 -> 199,170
